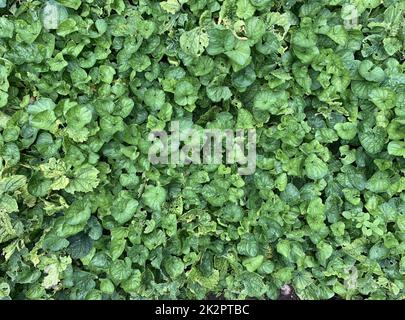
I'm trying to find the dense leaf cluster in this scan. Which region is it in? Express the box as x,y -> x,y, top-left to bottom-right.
0,0 -> 404,299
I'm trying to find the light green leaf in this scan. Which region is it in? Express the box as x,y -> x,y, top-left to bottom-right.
180,27 -> 209,57
142,186 -> 167,211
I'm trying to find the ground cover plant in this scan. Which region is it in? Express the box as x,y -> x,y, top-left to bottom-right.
0,0 -> 404,300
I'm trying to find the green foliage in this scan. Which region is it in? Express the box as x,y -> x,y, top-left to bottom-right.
0,0 -> 404,301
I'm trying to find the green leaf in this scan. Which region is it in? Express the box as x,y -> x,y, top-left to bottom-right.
111,191 -> 139,224
67,232 -> 93,259
236,109 -> 254,129
225,41 -> 251,69
160,0 -> 181,14
144,88 -> 166,111
65,165 -> 100,194
359,127 -> 386,154
64,199 -> 91,227
0,175 -> 27,194
366,172 -> 390,193
57,17 -> 78,36
15,19 -> 42,44
43,234 -> 70,252
0,17 -> 14,38
334,122 -> 357,140
65,105 -> 92,129
304,154 -> 328,180
0,195 -> 18,213
99,65 -> 116,84
316,241 -> 333,265
187,267 -> 219,290
100,279 -> 115,294
180,27 -> 209,57
206,85 -> 232,102
253,90 -> 289,114
241,272 -> 267,298
369,88 -> 397,110
277,240 -> 291,259
174,80 -> 199,106
236,0 -> 255,19
206,28 -> 235,56
58,0 -> 82,10
245,17 -> 265,45
121,270 -> 142,293
48,52 -> 68,71
326,25 -> 348,45
242,255 -> 264,272
306,197 -> 326,231
163,256 -> 185,278
110,228 -> 128,260
109,259 -> 132,283
359,60 -> 385,82
387,141 -> 405,157
142,186 -> 167,211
